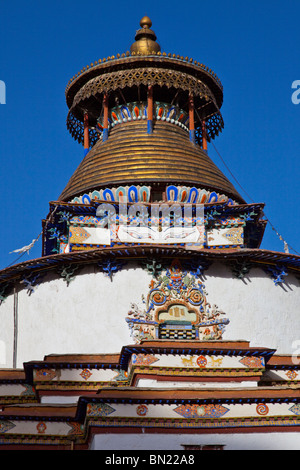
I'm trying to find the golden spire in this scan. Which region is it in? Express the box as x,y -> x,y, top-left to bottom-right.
130,16 -> 161,55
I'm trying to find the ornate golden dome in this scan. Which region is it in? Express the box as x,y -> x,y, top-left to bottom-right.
65,17 -> 224,149
130,16 -> 161,55
60,18 -> 244,205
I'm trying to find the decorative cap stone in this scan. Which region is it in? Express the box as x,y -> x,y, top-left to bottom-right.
130,17 -> 161,54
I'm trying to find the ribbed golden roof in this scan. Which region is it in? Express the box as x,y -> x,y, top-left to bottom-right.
59,120 -> 244,203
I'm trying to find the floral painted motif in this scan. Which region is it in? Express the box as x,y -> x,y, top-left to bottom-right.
67,422 -> 84,436
112,369 -> 128,381
69,226 -> 90,244
87,403 -> 116,417
72,185 -> 151,204
131,354 -> 159,366
20,384 -> 36,396
0,421 -> 15,433
196,356 -> 207,368
174,404 -> 229,419
289,404 -> 300,415
35,369 -> 57,381
286,370 -> 297,380
80,369 -> 92,381
239,357 -> 264,368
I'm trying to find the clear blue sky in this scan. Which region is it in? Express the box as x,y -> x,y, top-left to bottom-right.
0,0 -> 299,269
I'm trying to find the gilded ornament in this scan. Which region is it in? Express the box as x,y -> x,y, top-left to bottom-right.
125,258 -> 229,343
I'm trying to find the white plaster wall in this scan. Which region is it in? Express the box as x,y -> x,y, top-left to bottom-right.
203,262 -> 300,354
0,260 -> 299,368
0,294 -> 14,367
136,379 -> 257,388
90,431 -> 300,450
3,263 -> 151,368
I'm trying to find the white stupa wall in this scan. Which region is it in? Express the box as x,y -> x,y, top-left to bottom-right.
90,431 -> 300,451
0,261 -> 299,368
204,262 -> 300,353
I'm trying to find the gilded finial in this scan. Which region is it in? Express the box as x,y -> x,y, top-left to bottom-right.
130,17 -> 161,55
140,16 -> 152,28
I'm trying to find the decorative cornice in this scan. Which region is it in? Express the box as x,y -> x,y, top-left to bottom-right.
65,54 -> 223,107
1,246 -> 299,287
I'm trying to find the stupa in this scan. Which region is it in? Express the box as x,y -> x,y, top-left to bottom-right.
0,17 -> 300,450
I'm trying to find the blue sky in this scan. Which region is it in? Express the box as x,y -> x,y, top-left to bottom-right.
0,0 -> 299,269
